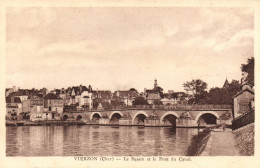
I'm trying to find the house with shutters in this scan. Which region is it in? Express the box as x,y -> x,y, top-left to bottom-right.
44,93 -> 64,120
80,90 -> 93,110
22,96 -> 45,121
67,85 -> 93,110
69,85 -> 88,104
59,88 -> 71,105
6,97 -> 23,120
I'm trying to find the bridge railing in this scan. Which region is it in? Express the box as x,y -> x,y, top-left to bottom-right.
232,109 -> 255,130
128,104 -> 231,110
63,104 -> 232,113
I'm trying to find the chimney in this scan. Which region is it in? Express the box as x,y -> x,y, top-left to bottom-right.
88,85 -> 92,92
11,96 -> 14,103
80,85 -> 82,93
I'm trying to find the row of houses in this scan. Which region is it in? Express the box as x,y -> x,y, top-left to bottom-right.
5,79 -> 255,124
5,79 -> 187,121
6,93 -> 64,121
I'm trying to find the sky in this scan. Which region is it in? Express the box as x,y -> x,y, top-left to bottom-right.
6,7 -> 254,93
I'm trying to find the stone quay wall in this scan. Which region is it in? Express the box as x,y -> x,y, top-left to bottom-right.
233,123 -> 254,156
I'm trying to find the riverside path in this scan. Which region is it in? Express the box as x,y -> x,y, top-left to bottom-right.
201,129 -> 241,156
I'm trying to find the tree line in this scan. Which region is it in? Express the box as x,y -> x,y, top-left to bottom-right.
183,57 -> 254,105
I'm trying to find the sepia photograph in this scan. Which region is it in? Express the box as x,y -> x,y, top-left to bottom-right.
0,1 -> 259,168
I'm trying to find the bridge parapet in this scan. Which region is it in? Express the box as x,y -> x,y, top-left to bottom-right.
65,104 -> 232,112
61,107 -> 232,127
129,104 -> 232,110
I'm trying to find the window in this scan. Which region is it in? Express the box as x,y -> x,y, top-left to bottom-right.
36,114 -> 42,118
238,98 -> 249,114
238,103 -> 249,114
49,107 -> 51,111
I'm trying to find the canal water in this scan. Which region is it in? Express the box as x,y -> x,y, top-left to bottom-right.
6,126 -> 198,156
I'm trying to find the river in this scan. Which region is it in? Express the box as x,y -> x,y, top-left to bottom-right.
6,126 -> 198,156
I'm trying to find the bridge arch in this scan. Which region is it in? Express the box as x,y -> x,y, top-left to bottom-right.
90,112 -> 102,121
63,115 -> 69,121
76,115 -> 82,120
109,111 -> 123,119
159,111 -> 180,123
132,111 -> 149,124
195,111 -> 220,124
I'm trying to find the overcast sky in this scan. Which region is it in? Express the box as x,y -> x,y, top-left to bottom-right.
6,7 -> 254,93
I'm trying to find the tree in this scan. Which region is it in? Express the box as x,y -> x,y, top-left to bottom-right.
205,80 -> 240,105
111,96 -> 125,108
206,87 -> 226,104
153,99 -> 163,105
159,92 -> 164,98
227,80 -> 241,96
93,99 -> 100,109
129,88 -> 138,92
183,79 -> 208,104
241,57 -> 254,86
133,96 -> 147,105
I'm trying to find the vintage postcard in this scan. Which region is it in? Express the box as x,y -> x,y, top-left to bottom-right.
0,0 -> 259,168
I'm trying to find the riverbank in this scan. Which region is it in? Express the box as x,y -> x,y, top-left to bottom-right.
186,128 -> 212,156
233,123 -> 254,156
5,119 -> 212,128
6,120 -> 41,126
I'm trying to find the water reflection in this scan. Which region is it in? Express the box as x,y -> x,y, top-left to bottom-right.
6,126 -> 197,156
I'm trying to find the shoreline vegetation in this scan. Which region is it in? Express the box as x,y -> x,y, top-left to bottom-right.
186,128 -> 212,156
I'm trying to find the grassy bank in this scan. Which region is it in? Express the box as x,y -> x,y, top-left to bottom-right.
186,128 -> 212,156
233,123 -> 254,156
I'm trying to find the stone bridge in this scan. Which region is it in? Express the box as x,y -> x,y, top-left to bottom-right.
62,108 -> 232,127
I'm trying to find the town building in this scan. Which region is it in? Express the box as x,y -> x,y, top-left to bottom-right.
160,98 -> 178,105
92,90 -> 112,102
92,90 -> 112,109
232,83 -> 254,119
44,93 -> 64,120
69,85 -> 89,105
143,79 -> 163,105
6,97 -> 23,120
59,88 -> 71,105
113,90 -> 139,106
8,89 -> 29,102
23,96 -> 45,121
5,86 -> 17,97
80,90 -> 93,110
